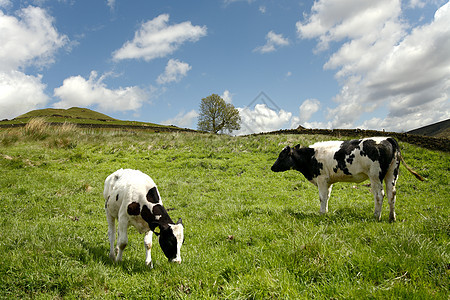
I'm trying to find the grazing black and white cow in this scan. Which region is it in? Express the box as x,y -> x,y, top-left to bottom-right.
104,169 -> 184,267
271,137 -> 424,222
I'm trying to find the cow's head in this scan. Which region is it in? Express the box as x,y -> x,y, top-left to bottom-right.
156,218 -> 184,264
271,145 -> 299,172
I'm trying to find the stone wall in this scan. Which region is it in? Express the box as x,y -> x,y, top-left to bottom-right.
258,128 -> 449,152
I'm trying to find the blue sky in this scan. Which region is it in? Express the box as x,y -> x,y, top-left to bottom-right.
1,0 -> 449,134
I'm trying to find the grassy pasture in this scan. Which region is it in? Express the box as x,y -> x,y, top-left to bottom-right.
0,124 -> 448,299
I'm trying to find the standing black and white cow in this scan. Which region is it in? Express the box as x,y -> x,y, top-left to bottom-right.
104,169 -> 184,268
271,137 -> 424,222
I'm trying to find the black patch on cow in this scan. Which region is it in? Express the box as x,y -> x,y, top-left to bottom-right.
140,203 -> 178,260
159,226 -> 177,260
292,147 -> 323,180
152,204 -> 174,224
387,138 -> 400,182
333,139 -> 361,175
271,146 -> 295,172
386,137 -> 399,152
127,202 -> 140,216
309,156 -> 323,179
141,204 -> 174,232
360,139 -> 396,181
346,154 -> 355,164
116,194 -> 119,201
146,187 -> 160,203
393,162 -> 399,181
141,205 -> 157,230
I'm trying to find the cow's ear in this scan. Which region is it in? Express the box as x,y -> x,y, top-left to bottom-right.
294,144 -> 300,149
176,218 -> 183,225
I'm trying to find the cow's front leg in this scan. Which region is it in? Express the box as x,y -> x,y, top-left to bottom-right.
317,180 -> 332,214
144,230 -> 153,268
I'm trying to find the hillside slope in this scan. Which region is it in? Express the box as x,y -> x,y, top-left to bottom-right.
0,107 -> 193,132
407,119 -> 450,138
14,107 -> 116,121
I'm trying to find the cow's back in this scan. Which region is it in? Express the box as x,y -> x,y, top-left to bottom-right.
309,137 -> 398,183
104,169 -> 156,219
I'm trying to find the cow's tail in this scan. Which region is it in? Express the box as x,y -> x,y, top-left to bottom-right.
399,154 -> 425,181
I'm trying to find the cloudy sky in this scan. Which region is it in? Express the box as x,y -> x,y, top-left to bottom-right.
1,0 -> 449,135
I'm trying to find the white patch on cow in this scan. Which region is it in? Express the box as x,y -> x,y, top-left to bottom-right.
309,140 -> 342,149
169,223 -> 184,264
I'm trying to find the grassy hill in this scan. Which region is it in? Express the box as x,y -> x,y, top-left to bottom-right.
407,119 -> 450,139
0,126 -> 448,298
14,107 -> 117,121
0,107 -> 180,130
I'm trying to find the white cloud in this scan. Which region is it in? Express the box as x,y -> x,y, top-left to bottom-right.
0,6 -> 67,120
407,0 -> 426,9
0,0 -> 11,8
106,0 -> 115,10
157,59 -> 191,84
259,6 -> 266,14
297,0 -> 401,52
234,104 -> 293,135
299,99 -> 321,122
161,110 -> 199,128
297,0 -> 450,131
53,71 -> 149,112
290,99 -> 322,129
221,90 -> 233,103
254,31 -> 289,53
0,6 -> 68,71
223,0 -> 254,5
0,70 -> 49,119
112,14 -> 207,61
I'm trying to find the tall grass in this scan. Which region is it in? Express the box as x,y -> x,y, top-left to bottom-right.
22,117 -> 50,140
0,129 -> 448,298
1,118 -> 80,149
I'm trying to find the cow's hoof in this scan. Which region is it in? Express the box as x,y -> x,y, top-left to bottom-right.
374,212 -> 382,221
389,214 -> 396,223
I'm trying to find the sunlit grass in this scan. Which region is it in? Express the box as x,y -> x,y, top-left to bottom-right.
0,129 -> 448,298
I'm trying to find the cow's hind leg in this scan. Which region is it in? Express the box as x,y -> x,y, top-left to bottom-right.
106,212 -> 116,262
385,160 -> 400,222
370,177 -> 384,221
116,218 -> 128,262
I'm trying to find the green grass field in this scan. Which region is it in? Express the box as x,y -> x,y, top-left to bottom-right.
0,123 -> 448,299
